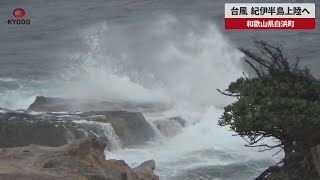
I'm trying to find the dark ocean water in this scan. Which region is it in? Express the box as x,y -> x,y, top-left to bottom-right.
0,1 -> 319,179
1,0 -> 319,80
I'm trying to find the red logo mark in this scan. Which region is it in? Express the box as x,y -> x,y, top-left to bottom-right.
13,8 -> 25,18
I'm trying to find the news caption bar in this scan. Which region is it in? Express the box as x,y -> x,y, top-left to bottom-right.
225,3 -> 315,30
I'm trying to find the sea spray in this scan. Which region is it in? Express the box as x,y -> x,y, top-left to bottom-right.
57,14 -> 280,179
75,120 -> 122,150
15,13 -> 277,179
61,14 -> 243,107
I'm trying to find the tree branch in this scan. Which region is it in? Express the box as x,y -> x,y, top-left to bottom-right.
216,89 -> 240,97
243,59 -> 262,77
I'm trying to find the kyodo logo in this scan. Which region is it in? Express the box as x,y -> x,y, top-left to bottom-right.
8,8 -> 31,25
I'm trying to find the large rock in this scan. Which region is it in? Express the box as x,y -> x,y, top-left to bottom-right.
0,108 -> 155,148
79,111 -> 155,147
0,137 -> 159,180
28,96 -> 170,113
133,160 -> 159,180
0,111 -> 85,147
153,117 -> 186,137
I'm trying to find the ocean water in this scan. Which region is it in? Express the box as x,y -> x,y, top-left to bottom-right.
0,0 -> 319,179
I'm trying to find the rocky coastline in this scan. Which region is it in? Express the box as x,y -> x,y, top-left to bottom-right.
4,95 -> 316,179
0,96 -> 161,180
0,137 -> 159,180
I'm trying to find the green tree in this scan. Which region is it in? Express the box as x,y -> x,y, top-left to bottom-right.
217,41 -> 320,166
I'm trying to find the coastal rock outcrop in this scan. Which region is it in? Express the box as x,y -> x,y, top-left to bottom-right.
0,137 -> 159,180
79,111 -> 155,147
0,108 -> 155,149
153,117 -> 186,137
28,96 -> 170,113
133,160 -> 160,180
0,110 -> 85,147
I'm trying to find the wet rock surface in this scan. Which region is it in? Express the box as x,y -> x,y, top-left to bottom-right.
0,108 -> 155,149
84,111 -> 155,147
0,110 -> 85,147
28,96 -> 170,113
153,117 -> 186,137
0,98 -> 160,179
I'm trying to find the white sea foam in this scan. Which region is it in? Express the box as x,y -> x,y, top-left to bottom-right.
75,120 -> 122,150
0,13 -> 280,180
59,14 -> 280,179
57,14 -> 282,179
